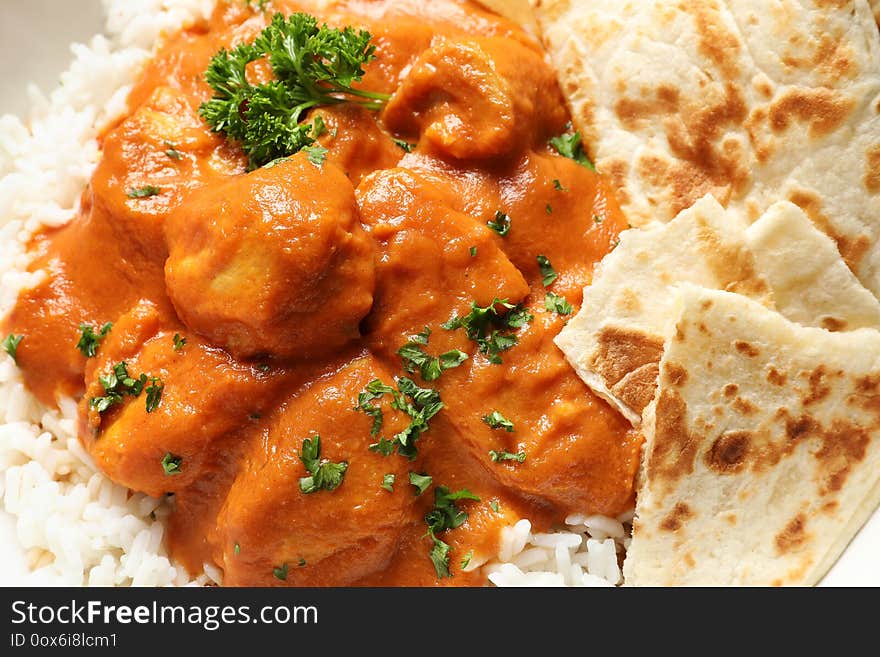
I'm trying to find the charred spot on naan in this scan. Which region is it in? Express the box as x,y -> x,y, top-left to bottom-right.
866,144 -> 880,193
659,502 -> 695,532
705,431 -> 751,474
591,326 -> 665,416
768,88 -> 856,138
774,513 -> 810,555
645,389 -> 699,489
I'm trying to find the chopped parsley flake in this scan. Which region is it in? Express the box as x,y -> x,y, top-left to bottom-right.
273,563 -> 288,581
545,292 -> 573,315
441,298 -> 531,365
549,124 -> 596,171
490,500 -> 500,513
593,214 -> 603,224
303,144 -> 328,167
536,255 -> 558,287
164,142 -> 183,160
89,362 -> 149,414
553,178 -> 567,192
397,326 -> 468,382
393,138 -> 416,152
461,550 -> 473,569
161,453 -> 182,476
361,378 -> 444,460
298,558 -> 307,567
424,486 -> 480,579
545,204 -> 553,215
299,435 -> 348,494
469,246 -> 477,257
3,334 -> 22,363
482,410 -> 514,432
173,333 -> 187,351
487,211 -> 511,237
489,449 -> 526,463
409,472 -> 432,496
382,473 -> 395,492
234,542 -> 241,555
76,323 -> 112,358
145,377 -> 164,413
127,186 -> 161,199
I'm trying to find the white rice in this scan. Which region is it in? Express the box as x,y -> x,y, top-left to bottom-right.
0,0 -> 631,587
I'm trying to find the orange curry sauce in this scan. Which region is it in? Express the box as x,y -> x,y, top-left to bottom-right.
4,0 -> 641,585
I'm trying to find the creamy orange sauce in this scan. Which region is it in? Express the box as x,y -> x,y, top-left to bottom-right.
3,0 -> 640,586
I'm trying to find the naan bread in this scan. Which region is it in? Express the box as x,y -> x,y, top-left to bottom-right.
476,0 -> 536,30
624,286 -> 880,586
533,0 -> 880,297
555,195 -> 880,423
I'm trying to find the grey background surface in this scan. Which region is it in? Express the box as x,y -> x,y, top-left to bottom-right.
0,0 -> 104,116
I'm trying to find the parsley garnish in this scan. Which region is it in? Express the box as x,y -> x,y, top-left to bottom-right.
553,178 -> 567,191
145,377 -> 164,413
76,323 -> 112,358
482,410 -> 514,432
173,333 -> 186,351
409,472 -> 432,496
469,246 -> 477,257
487,211 -> 511,236
303,144 -> 328,167
298,558 -> 307,567
199,13 -> 390,169
489,450 -> 526,463
490,500 -> 500,513
545,204 -> 553,215
89,362 -> 148,414
441,299 -> 531,365
273,563 -> 288,581
161,453 -> 182,475
392,138 -> 416,152
127,186 -> 161,199
381,473 -> 395,492
536,255 -> 558,287
545,292 -> 573,315
461,550 -> 473,569
593,214 -> 603,224
3,334 -> 23,363
234,542 -> 241,555
164,142 -> 183,160
397,326 -> 468,382
360,378 -> 444,460
424,486 -> 480,579
298,435 -> 348,493
549,123 -> 596,171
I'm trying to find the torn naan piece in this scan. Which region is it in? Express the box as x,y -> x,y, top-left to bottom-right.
625,287 -> 880,586
533,0 -> 880,296
555,195 -> 880,424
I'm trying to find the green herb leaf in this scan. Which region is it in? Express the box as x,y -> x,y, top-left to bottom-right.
298,435 -> 348,493
199,13 -> 390,169
461,549 -> 473,569
544,292 -> 573,316
273,563 -> 288,581
469,246 -> 477,257
362,378 -> 444,460
397,328 -> 467,382
303,144 -> 328,167
3,334 -> 22,364
164,142 -> 183,160
234,542 -> 241,555
553,178 -> 567,192
161,453 -> 183,475
549,125 -> 596,171
89,362 -> 153,415
408,472 -> 432,496
593,214 -> 603,224
76,323 -> 112,358
425,486 -> 480,535
482,410 -> 514,432
490,500 -> 500,513
536,255 -> 558,287
145,377 -> 164,413
489,449 -> 526,463
545,204 -> 553,215
381,473 -> 395,492
429,535 -> 452,579
441,299 -> 531,365
127,185 -> 161,199
173,333 -> 187,351
487,210 -> 511,236
392,138 -> 415,152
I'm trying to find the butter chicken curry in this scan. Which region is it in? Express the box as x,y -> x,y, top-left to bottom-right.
3,0 -> 641,585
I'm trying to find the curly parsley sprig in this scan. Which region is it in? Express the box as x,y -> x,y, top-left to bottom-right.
199,12 -> 390,169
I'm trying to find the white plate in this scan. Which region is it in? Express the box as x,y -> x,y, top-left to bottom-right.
0,0 -> 877,587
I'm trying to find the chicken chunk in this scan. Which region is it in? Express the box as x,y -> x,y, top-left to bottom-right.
164,153 -> 375,360
215,354 -> 417,586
